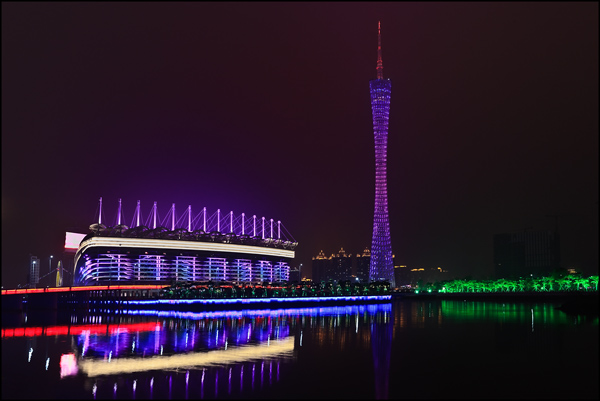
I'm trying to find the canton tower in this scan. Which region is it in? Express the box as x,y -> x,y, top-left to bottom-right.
369,21 -> 395,287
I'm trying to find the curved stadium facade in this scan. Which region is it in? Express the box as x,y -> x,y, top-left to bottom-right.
74,201 -> 297,286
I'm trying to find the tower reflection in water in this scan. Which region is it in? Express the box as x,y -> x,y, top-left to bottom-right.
371,306 -> 393,399
63,304 -> 394,399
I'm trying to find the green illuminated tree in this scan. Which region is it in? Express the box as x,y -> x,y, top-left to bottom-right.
422,273 -> 598,295
362,285 -> 370,296
454,279 -> 466,293
334,283 -> 341,296
575,276 -> 588,291
557,277 -> 570,291
342,281 -> 352,296
443,280 -> 456,293
541,277 -> 553,292
496,279 -> 510,292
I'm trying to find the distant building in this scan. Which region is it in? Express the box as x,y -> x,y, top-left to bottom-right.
330,248 -> 353,282
494,230 -> 560,279
288,265 -> 302,282
312,250 -> 329,283
355,248 -> 371,282
28,255 -> 40,288
394,265 -> 409,286
312,248 -> 352,282
394,265 -> 448,287
311,247 -> 396,284
311,248 -> 352,282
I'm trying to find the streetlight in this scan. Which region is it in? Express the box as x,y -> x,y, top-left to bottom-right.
32,260 -> 37,288
49,255 -> 53,274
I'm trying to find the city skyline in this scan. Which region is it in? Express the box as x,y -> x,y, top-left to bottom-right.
2,3 -> 598,288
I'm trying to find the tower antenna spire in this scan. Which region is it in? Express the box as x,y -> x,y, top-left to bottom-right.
377,21 -> 383,79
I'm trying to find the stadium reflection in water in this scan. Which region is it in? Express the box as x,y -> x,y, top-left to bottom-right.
2,303 -> 393,399
4,299 -> 597,399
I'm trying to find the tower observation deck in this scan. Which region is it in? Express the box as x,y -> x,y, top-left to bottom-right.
369,22 -> 395,287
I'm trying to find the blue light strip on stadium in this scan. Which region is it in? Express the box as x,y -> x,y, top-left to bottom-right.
126,295 -> 391,306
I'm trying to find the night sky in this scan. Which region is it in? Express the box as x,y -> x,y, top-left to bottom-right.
2,2 -> 598,288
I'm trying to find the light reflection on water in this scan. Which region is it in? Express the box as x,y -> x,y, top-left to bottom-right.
2,303 -> 393,399
1,299 -> 598,399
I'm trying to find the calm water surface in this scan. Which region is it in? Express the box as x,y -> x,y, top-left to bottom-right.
2,299 -> 598,399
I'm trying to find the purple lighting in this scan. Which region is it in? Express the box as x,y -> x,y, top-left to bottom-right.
135,200 -> 141,227
89,199 -> 295,242
152,202 -> 157,229
171,203 -> 175,231
126,295 -> 391,307
369,22 -> 395,287
117,198 -> 122,226
75,199 -> 297,285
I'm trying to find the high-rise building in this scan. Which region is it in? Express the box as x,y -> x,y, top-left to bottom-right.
355,248 -> 371,282
395,265 -> 449,288
29,255 -> 40,288
311,248 -> 357,283
288,264 -> 302,282
311,250 -> 329,283
369,22 -> 395,287
330,248 -> 353,282
494,230 -> 560,279
311,247 -> 400,284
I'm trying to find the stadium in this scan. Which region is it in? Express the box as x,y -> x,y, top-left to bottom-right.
73,198 -> 296,286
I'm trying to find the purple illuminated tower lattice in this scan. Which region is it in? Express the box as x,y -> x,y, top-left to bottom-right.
369,22 -> 395,287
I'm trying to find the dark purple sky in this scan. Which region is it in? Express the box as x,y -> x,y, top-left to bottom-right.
2,2 -> 598,288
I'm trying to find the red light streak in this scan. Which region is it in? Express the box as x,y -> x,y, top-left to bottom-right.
1,284 -> 167,295
1,322 -> 161,338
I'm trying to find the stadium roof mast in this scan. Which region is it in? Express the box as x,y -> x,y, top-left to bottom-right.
117,198 -> 122,225
98,197 -> 103,225
133,200 -> 141,227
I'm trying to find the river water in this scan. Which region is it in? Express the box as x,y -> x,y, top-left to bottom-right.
1,298 -> 598,399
